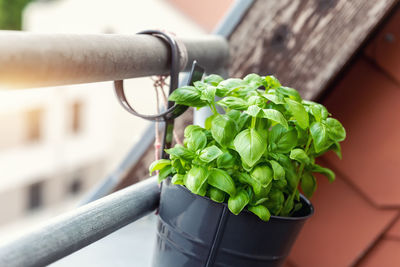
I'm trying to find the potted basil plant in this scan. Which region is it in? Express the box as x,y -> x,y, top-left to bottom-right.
150,74 -> 346,267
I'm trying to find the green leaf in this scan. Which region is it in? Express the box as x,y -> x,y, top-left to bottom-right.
204,74 -> 223,86
171,158 -> 185,174
248,205 -> 271,221
187,130 -> 207,151
261,109 -> 288,129
216,78 -> 247,96
264,189 -> 285,215
149,159 -> 171,175
285,98 -> 309,129
184,125 -> 203,138
165,144 -> 195,161
225,110 -> 241,122
309,104 -> 328,122
269,160 -> 285,180
275,154 -> 298,190
199,145 -> 223,163
233,128 -> 267,167
228,188 -> 250,215
171,173 -> 184,185
205,114 -> 217,130
264,75 -> 281,89
290,148 -> 310,164
208,168 -> 236,196
193,81 -> 207,91
237,112 -> 251,131
325,118 -> 346,142
158,165 -> 173,183
251,164 -> 273,186
301,172 -> 317,198
244,73 -> 263,89
238,172 -> 270,200
280,194 -> 295,216
168,86 -> 207,107
211,115 -> 237,147
329,141 -> 342,159
248,96 -> 265,108
245,105 -> 262,117
217,151 -> 236,169
310,122 -> 329,153
208,187 -> 225,203
185,166 -> 209,194
200,85 -> 216,103
277,86 -> 302,102
296,125 -> 308,146
268,125 -> 297,153
273,176 -> 287,189
312,164 -> 335,182
262,93 -> 285,104
216,96 -> 249,110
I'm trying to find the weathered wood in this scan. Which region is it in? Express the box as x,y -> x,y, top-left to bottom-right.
229,0 -> 399,100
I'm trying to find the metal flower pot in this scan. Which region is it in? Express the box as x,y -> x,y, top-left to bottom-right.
152,178 -> 314,267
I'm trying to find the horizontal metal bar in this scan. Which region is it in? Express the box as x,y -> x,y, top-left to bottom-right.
79,122 -> 159,205
0,31 -> 229,88
0,177 -> 159,267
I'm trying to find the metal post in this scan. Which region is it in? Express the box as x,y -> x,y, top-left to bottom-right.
0,31 -> 229,88
0,177 -> 159,267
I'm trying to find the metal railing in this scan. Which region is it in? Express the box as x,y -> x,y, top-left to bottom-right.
0,30 -> 228,267
0,1 -> 256,266
0,177 -> 159,267
0,32 -> 228,89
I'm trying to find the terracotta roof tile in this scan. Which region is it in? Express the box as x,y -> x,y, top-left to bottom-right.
288,171 -> 398,267
365,8 -> 400,84
386,217 -> 400,239
358,239 -> 400,267
323,57 -> 400,207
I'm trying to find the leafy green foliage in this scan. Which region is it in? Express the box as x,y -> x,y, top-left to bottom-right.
151,74 -> 346,221
228,188 -> 250,215
211,115 -> 237,147
199,145 -> 223,163
0,0 -> 33,30
234,129 -> 266,167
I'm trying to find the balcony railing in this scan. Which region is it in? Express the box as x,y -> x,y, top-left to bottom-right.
0,1 -> 256,265
0,31 -> 228,267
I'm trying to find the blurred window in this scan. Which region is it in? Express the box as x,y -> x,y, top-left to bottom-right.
25,108 -> 43,142
69,177 -> 82,195
27,181 -> 44,210
71,101 -> 83,134
0,108 -> 43,149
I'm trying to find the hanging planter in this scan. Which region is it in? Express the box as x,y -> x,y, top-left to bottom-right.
150,73 -> 346,267
153,178 -> 313,267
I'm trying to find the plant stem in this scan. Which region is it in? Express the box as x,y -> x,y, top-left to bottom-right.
209,103 -> 218,115
251,116 -> 257,129
280,134 -> 312,216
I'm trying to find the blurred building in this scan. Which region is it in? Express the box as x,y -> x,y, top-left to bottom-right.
0,0 -> 210,236
0,85 -> 110,225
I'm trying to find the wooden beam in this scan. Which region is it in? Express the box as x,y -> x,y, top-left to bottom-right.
228,0 -> 399,100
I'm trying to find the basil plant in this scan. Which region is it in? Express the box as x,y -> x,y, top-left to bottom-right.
149,74 -> 346,221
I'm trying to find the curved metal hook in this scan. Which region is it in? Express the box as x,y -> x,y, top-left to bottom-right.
113,30 -> 185,122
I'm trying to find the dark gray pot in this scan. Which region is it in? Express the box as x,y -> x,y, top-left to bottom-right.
152,178 -> 314,267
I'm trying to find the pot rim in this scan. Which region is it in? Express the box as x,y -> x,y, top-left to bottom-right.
164,178 -> 315,222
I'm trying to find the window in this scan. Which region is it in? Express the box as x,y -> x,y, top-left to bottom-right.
69,178 -> 82,195
25,108 -> 43,142
71,101 -> 83,134
0,107 -> 43,149
27,181 -> 44,210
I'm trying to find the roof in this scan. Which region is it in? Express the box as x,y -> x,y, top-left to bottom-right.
228,0 -> 399,100
286,7 -> 400,265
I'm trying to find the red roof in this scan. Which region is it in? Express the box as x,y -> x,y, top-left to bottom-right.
287,9 -> 400,266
